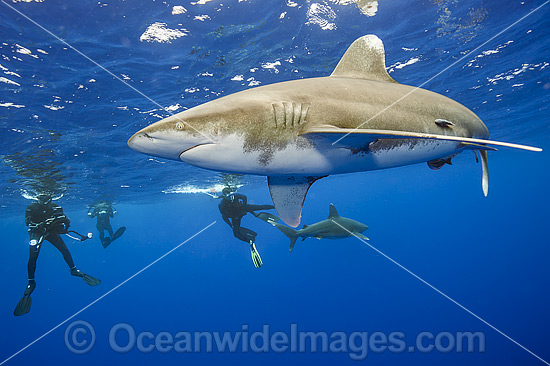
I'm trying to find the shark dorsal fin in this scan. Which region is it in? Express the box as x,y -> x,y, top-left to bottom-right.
330,35 -> 397,83
328,203 -> 339,218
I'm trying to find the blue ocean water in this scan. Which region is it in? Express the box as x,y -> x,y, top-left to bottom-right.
1,0 -> 549,364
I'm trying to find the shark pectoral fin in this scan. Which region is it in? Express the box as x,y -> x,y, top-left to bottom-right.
480,150 -> 489,197
330,34 -> 397,84
300,127 -> 542,152
267,176 -> 325,227
353,232 -> 370,240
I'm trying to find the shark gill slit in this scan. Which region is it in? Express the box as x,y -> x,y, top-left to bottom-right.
300,104 -> 309,125
272,102 -> 282,128
284,102 -> 293,128
292,102 -> 300,126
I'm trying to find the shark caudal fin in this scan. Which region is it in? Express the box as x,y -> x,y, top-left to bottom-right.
272,223 -> 300,253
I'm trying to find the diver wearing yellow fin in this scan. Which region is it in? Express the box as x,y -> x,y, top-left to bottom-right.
218,188 -> 273,268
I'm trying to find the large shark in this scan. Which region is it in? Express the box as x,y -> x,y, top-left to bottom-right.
257,204 -> 369,253
128,35 -> 541,227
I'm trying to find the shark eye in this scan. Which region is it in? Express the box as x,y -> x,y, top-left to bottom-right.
176,121 -> 185,130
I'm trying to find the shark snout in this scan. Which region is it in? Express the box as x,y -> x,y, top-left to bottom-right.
127,131 -> 180,160
348,220 -> 368,233
127,127 -> 212,161
357,223 -> 369,232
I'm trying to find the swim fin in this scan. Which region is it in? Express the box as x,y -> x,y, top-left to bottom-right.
14,280 -> 36,317
102,237 -> 111,248
240,227 -> 257,243
83,274 -> 101,286
250,242 -> 263,268
71,267 -> 101,286
254,212 -> 280,225
14,295 -> 32,316
111,226 -> 126,241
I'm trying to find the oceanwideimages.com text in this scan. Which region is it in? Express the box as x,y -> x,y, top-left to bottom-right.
65,321 -> 485,360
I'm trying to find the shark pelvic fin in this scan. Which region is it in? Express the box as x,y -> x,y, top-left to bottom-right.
328,203 -> 340,218
267,176 -> 325,227
330,35 -> 397,83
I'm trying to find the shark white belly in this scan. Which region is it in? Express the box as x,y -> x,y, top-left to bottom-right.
180,134 -> 462,175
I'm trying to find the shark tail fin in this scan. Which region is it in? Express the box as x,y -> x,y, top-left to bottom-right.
273,223 -> 300,253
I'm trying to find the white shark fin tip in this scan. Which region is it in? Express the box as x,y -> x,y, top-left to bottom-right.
330,35 -> 397,83
267,176 -> 325,227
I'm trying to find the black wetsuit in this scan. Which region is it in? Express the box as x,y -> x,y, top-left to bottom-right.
25,202 -> 74,280
89,203 -> 114,244
218,193 -> 274,243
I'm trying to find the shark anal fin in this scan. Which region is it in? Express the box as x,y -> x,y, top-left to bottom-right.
480,150 -> 489,197
267,176 -> 325,227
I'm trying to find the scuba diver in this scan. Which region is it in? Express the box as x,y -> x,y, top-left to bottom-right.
218,188 -> 275,268
88,200 -> 126,248
14,194 -> 99,317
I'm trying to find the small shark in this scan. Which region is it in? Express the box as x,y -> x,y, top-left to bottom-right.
257,204 -> 369,253
128,35 -> 541,227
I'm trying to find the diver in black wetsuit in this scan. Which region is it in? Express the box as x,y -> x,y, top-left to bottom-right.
88,200 -> 125,248
14,194 -> 100,317
218,188 -> 275,268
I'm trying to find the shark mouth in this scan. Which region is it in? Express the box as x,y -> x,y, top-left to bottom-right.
179,143 -> 213,156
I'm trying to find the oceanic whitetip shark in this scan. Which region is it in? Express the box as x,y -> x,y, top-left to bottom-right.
256,204 -> 369,253
128,35 -> 541,227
